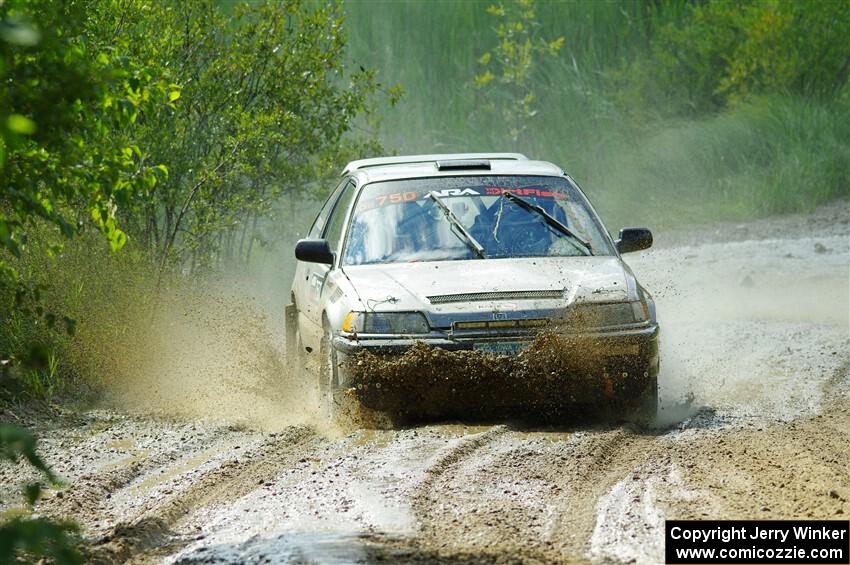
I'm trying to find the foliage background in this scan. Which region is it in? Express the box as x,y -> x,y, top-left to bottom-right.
345,0 -> 849,227
1,0 -> 389,403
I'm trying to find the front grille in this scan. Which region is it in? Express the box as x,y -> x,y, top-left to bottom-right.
453,319 -> 550,330
427,289 -> 564,304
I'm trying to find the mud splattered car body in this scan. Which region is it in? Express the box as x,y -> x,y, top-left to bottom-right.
287,153 -> 659,419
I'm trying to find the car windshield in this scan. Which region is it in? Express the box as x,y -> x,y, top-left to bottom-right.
342,176 -> 613,265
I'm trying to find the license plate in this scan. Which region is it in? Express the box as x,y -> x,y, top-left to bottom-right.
606,344 -> 640,356
473,341 -> 527,354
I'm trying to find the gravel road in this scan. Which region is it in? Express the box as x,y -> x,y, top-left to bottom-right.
1,202 -> 848,564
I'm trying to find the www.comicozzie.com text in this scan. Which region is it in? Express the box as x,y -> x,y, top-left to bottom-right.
669,524 -> 848,544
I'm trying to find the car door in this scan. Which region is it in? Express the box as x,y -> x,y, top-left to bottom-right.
297,178 -> 357,341
293,178 -> 347,333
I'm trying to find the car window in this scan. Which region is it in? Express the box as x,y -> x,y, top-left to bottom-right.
308,178 -> 349,239
325,180 -> 356,256
343,175 -> 614,265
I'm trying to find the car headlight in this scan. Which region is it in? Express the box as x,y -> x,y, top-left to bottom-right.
568,300 -> 648,328
342,311 -> 430,334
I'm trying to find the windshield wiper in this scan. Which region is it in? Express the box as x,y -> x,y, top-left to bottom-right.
501,191 -> 592,255
428,191 -> 486,259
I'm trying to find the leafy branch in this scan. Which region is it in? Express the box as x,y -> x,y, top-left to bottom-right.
0,424 -> 82,564
474,0 -> 564,143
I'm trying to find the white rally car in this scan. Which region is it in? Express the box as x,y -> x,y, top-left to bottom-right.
286,153 -> 658,421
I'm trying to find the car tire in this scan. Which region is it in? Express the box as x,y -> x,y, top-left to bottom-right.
285,303 -> 301,364
633,375 -> 658,426
319,323 -> 339,422
320,322 -> 399,430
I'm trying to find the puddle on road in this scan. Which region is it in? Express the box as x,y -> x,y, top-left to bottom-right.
512,430 -> 574,444
100,448 -> 152,473
129,446 -> 229,494
350,423 -> 573,449
175,531 -> 394,564
66,419 -> 114,446
351,429 -> 392,448
105,438 -> 136,450
0,506 -> 32,521
432,423 -> 494,437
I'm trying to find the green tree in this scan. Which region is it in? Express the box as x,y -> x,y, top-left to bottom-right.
97,0 -> 389,273
0,0 -> 171,260
474,0 -> 564,143
2,0 -> 387,391
720,0 -> 850,102
1,0 -> 171,384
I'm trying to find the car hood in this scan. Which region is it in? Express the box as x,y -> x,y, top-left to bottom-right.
342,257 -> 633,314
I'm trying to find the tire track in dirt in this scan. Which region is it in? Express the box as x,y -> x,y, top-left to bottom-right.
400,423 -> 667,563
84,426 -> 317,564
589,363 -> 850,564
163,425 -> 514,563
37,423 -> 241,528
416,425 -> 510,489
540,428 -> 663,557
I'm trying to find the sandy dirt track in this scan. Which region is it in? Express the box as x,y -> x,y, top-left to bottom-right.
1,202 -> 848,564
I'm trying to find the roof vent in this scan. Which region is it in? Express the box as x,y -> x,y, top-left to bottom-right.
341,153 -> 526,175
436,159 -> 491,171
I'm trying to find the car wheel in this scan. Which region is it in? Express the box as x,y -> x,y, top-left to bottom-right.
319,323 -> 399,430
285,303 -> 301,364
319,323 -> 340,423
633,375 -> 658,426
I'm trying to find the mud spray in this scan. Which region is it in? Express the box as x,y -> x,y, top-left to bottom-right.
346,332 -> 654,423
71,272 -> 323,432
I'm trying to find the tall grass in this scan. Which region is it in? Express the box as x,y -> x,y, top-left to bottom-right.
586,96 -> 850,227
0,315 -> 64,402
344,0 -> 660,151
0,230 -> 159,404
343,0 -> 849,228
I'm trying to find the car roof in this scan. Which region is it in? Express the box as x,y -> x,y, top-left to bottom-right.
341,153 -> 566,184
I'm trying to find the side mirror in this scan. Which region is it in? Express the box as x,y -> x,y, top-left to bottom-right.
295,239 -> 334,265
616,228 -> 653,254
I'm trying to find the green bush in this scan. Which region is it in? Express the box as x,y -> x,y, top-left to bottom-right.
0,227 -> 167,402
0,424 -> 83,564
626,0 -> 850,115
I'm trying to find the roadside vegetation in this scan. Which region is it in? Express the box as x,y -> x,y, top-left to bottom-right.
1,0 -> 388,558
1,0 -> 391,403
345,0 -> 849,227
0,0 -> 847,560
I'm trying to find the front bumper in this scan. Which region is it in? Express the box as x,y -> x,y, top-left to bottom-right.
336,324 -> 660,417
333,324 -> 657,354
